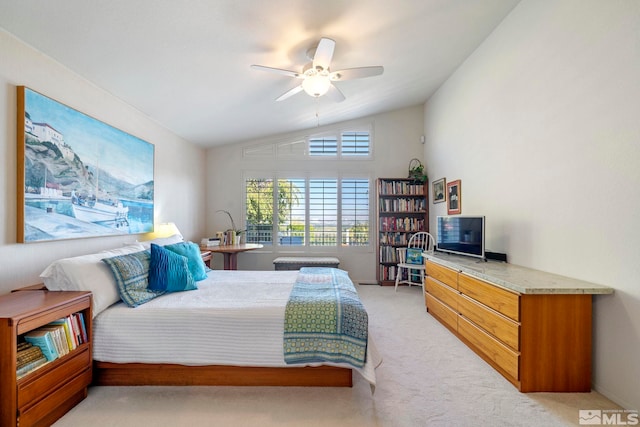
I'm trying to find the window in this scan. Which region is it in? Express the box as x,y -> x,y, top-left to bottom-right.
245,176 -> 370,248
277,179 -> 305,246
242,127 -> 371,159
341,179 -> 369,246
308,131 -> 370,157
309,136 -> 338,156
245,178 -> 274,245
341,132 -> 370,156
309,179 -> 337,246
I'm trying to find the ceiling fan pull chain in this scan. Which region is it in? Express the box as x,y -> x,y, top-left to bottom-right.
315,98 -> 320,127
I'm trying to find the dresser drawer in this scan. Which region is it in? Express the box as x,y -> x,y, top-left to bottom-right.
458,273 -> 519,321
458,316 -> 519,380
425,277 -> 459,311
426,294 -> 458,331
425,261 -> 458,290
458,294 -> 520,351
18,346 -> 91,410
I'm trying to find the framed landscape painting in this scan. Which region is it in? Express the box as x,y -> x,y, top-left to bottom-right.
17,86 -> 155,243
432,178 -> 446,203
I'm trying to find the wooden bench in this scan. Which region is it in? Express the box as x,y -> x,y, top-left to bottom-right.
273,257 -> 340,270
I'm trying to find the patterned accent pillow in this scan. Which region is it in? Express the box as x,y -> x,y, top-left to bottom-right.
102,250 -> 164,307
148,244 -> 197,292
164,241 -> 208,281
406,248 -> 423,265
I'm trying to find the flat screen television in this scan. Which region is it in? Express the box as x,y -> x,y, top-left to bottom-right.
436,215 -> 485,259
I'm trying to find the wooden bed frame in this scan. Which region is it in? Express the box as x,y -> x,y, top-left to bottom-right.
93,361 -> 353,387
19,286 -> 356,388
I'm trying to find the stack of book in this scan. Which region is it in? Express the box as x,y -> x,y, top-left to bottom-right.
202,237 -> 220,247
19,312 -> 88,377
16,342 -> 47,379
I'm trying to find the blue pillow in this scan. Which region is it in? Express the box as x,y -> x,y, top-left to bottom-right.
102,250 -> 164,307
148,244 -> 197,292
164,241 -> 208,281
406,248 -> 423,265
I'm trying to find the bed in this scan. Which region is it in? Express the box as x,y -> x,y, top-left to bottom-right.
40,241 -> 381,388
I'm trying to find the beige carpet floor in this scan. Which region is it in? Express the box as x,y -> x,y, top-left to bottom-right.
54,284 -> 620,427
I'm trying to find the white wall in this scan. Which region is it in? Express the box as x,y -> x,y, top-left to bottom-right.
205,105 -> 425,283
0,30 -> 207,294
424,0 -> 640,409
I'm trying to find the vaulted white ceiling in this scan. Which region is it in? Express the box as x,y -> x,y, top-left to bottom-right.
0,0 -> 519,147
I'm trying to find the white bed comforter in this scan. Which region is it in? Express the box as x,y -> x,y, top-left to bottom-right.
93,270 -> 380,386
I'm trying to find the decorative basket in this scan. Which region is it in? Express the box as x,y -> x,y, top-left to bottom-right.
408,158 -> 426,182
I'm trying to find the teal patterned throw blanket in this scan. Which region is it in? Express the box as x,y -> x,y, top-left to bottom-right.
284,267 -> 368,368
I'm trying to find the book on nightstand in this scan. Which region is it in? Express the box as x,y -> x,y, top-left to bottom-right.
17,355 -> 48,378
38,325 -> 69,356
23,330 -> 59,362
16,344 -> 44,367
49,319 -> 76,350
77,312 -> 88,343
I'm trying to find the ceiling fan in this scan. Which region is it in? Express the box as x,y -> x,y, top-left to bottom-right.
251,37 -> 384,102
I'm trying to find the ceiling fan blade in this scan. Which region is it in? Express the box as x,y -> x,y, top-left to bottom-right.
325,84 -> 346,103
251,65 -> 301,78
330,66 -> 384,81
275,85 -> 304,101
313,38 -> 336,71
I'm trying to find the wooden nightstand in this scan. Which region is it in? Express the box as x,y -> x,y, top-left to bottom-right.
0,290 -> 92,426
200,250 -> 212,268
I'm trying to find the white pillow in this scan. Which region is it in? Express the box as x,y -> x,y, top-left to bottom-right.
40,243 -> 146,318
138,233 -> 184,250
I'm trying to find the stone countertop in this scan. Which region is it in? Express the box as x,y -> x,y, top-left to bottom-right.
422,252 -> 614,295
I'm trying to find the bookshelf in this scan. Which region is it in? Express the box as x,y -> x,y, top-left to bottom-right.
0,290 -> 92,427
376,178 -> 429,285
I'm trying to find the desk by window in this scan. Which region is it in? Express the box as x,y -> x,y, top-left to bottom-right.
201,244 -> 263,270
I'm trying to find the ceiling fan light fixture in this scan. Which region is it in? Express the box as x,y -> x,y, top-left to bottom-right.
252,37 -> 382,102
302,74 -> 331,97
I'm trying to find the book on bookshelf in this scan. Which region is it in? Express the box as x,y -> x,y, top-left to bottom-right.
49,319 -> 75,350
38,325 -> 68,356
64,316 -> 77,348
77,312 -> 88,344
51,315 -> 82,349
23,330 -> 58,361
17,354 -> 44,369
378,179 -> 425,195
71,314 -> 84,345
17,345 -> 45,367
17,344 -> 42,359
19,311 -> 88,370
16,355 -> 48,379
17,341 -> 32,351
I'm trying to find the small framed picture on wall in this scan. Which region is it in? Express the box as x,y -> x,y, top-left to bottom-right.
447,180 -> 461,215
432,178 -> 446,203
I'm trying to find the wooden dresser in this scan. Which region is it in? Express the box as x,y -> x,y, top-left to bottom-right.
423,254 -> 613,392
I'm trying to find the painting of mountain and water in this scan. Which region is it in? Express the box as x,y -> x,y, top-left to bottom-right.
17,86 -> 154,242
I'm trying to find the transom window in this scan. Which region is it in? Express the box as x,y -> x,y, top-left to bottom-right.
309,137 -> 338,156
341,132 -> 371,156
309,131 -> 370,157
244,127 -> 372,159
